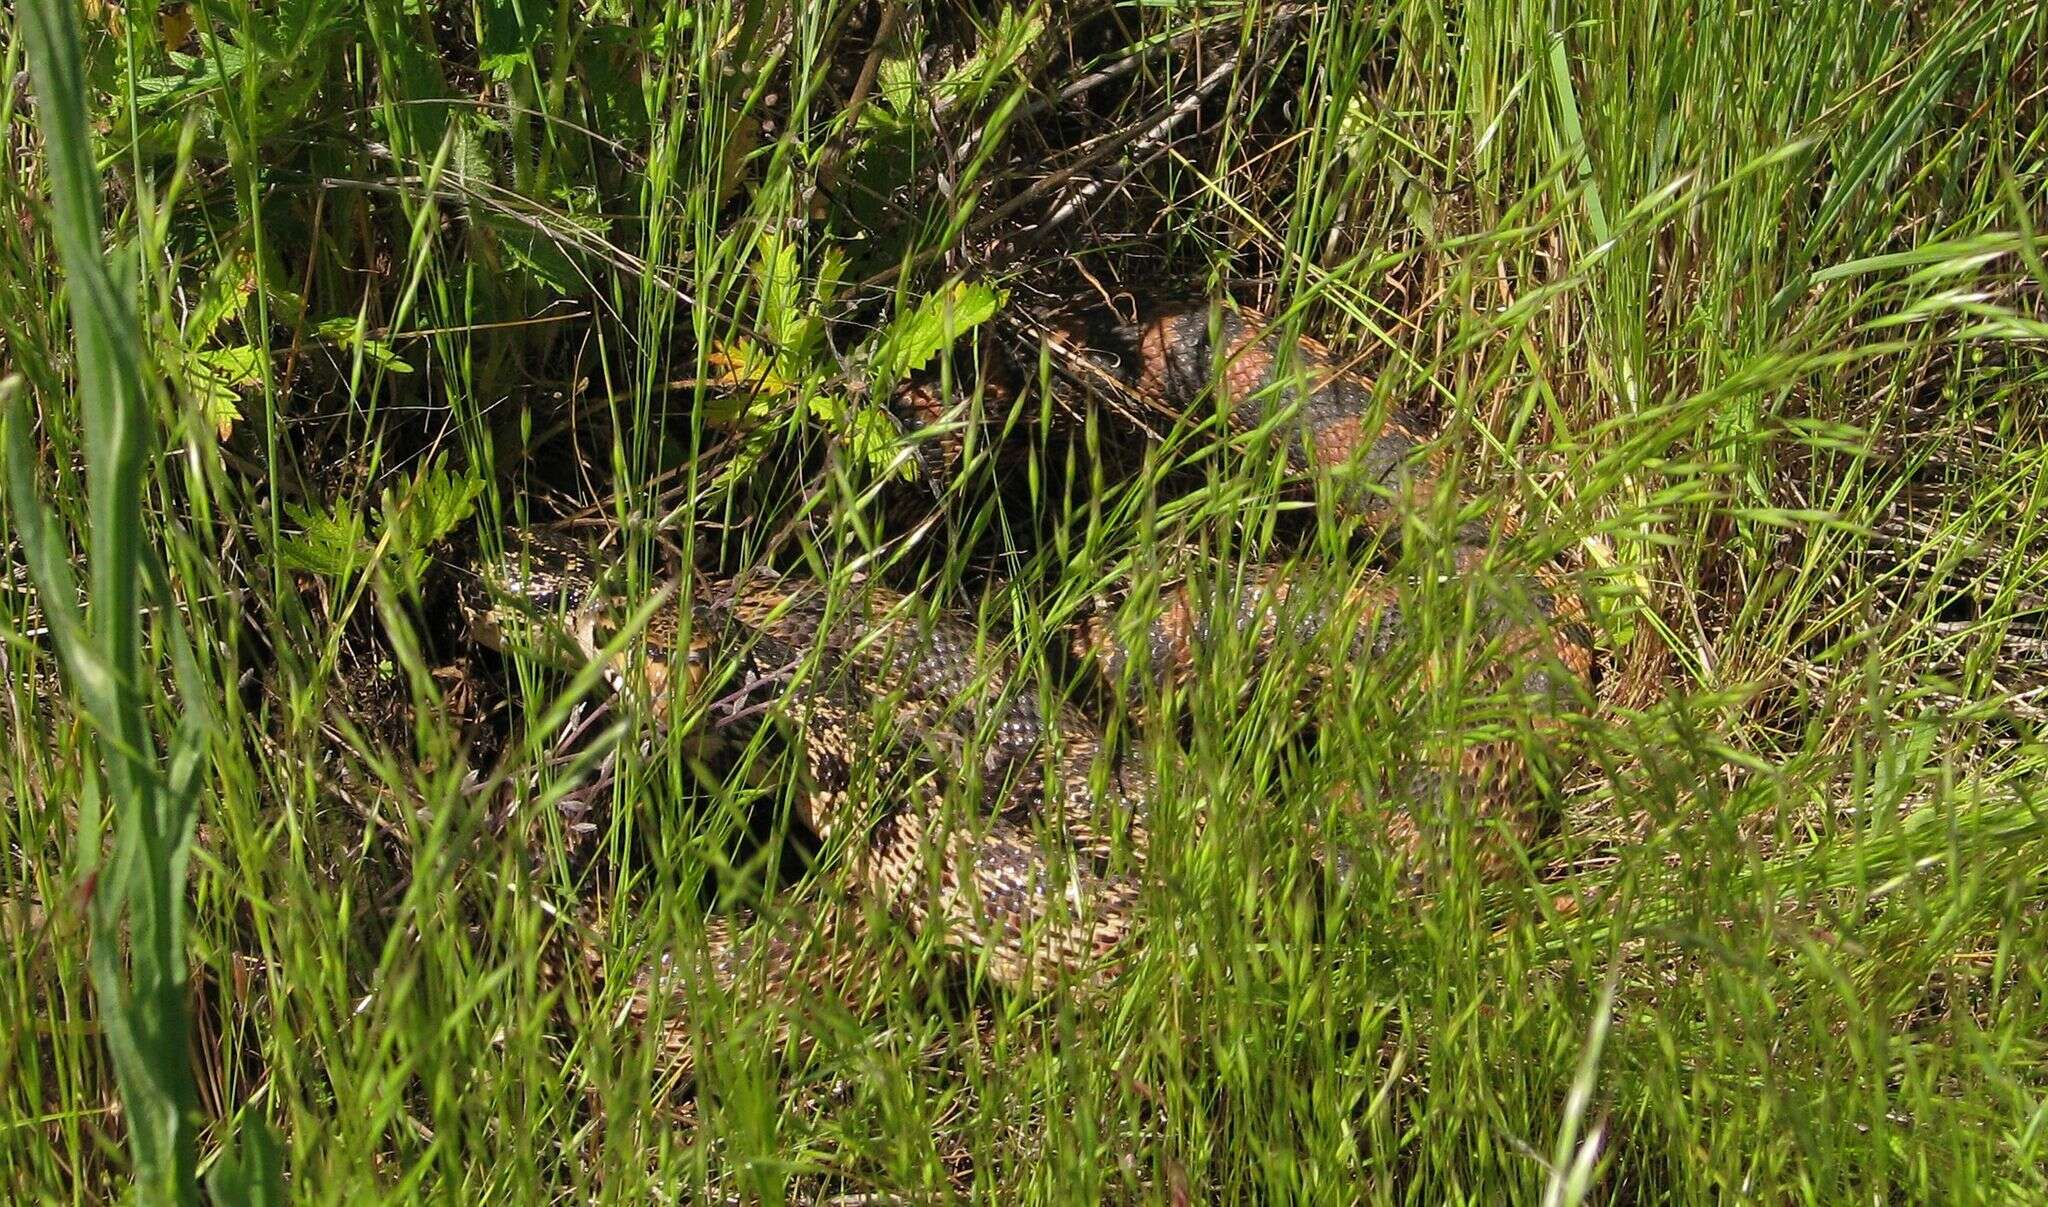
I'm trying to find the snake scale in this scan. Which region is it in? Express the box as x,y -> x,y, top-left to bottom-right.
469,297 -> 1597,1067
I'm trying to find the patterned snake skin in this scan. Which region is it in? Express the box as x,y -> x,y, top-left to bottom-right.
469,297 -> 1597,1075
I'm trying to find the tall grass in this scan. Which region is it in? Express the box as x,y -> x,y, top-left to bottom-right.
1,0 -> 2044,1200
7,0 -> 203,1199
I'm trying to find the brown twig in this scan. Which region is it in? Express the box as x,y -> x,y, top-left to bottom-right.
812,1 -> 906,206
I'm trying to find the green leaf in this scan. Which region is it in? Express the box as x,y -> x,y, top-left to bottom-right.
388,457 -> 485,551
811,392 -> 914,481
477,210 -> 604,298
176,344 -> 261,439
480,52 -> 533,81
277,499 -> 368,578
479,0 -> 553,80
705,338 -> 796,399
19,0 -> 202,1196
451,114 -> 499,188
2,378 -> 107,714
752,233 -> 803,347
383,458 -> 485,590
814,246 -> 850,307
873,281 -> 1005,381
205,1115 -> 286,1207
938,5 -> 1045,110
1546,29 -> 1609,246
134,40 -> 253,115
313,316 -> 414,374
181,244 -> 282,345
1811,234 -> 2020,285
878,54 -> 923,115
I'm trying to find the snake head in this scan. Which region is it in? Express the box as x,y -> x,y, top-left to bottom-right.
464,527 -> 608,664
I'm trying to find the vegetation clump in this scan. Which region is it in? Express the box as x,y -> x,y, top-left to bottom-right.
1,0 -> 2043,1200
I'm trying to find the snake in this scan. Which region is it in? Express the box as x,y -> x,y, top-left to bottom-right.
465,296 -> 1597,1066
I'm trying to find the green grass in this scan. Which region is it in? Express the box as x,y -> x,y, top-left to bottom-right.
3,0 -> 2045,1200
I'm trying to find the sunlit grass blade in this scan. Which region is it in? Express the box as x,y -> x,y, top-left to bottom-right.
10,0 -> 202,1199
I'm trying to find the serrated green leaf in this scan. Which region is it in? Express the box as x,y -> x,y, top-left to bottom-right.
448,113 -> 498,188
878,54 -> 922,114
170,344 -> 262,439
939,6 -> 1045,109
847,402 -> 917,481
182,259 -> 255,347
706,338 -> 795,398
388,458 -> 485,550
182,240 -> 304,344
752,234 -> 802,346
874,281 -> 1005,381
476,210 -> 605,297
480,52 -> 533,81
807,391 -> 914,481
313,316 -> 414,374
277,499 -> 368,578
815,246 -> 850,306
383,456 -> 485,588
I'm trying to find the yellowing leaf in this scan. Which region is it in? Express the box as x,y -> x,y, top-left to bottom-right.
175,344 -> 262,440
83,0 -> 122,35
157,4 -> 195,49
204,392 -> 242,442
705,339 -> 795,396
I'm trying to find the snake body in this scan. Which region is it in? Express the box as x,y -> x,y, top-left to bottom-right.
474,540 -> 1152,994
699,580 -> 1152,988
470,297 -> 1594,1041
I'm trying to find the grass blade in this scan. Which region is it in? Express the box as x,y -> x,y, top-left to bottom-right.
13,0 -> 202,1199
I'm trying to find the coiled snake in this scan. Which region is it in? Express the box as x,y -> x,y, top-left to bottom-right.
467,298 -> 1597,1063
